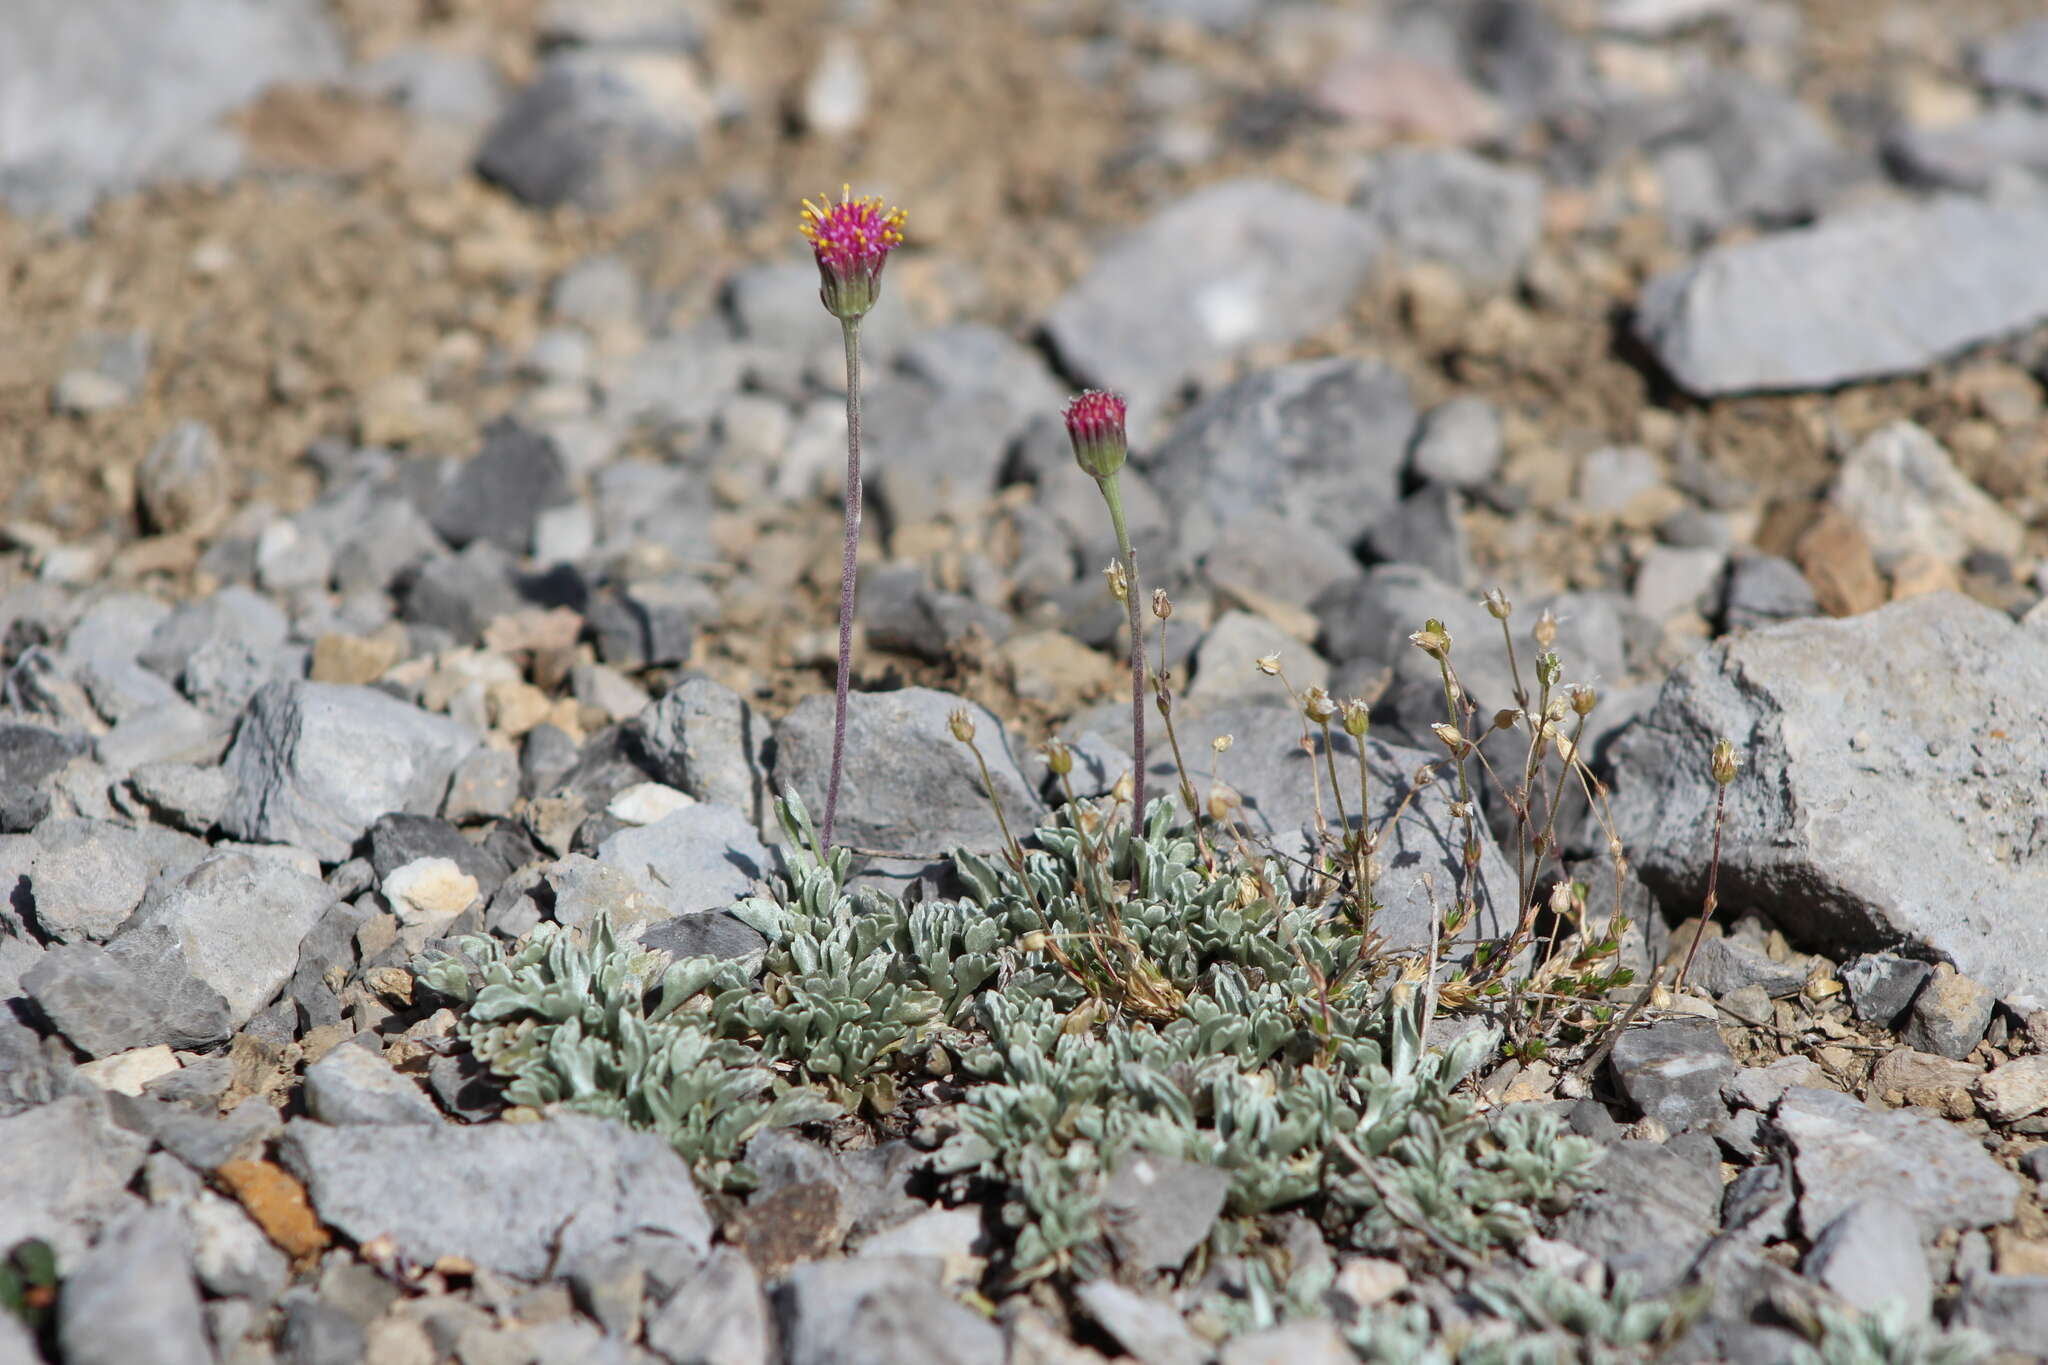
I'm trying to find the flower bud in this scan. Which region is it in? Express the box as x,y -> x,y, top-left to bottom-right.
1537,650 -> 1563,688
1063,390 -> 1129,481
1043,738 -> 1074,776
1483,587 -> 1512,620
800,185 -> 906,322
1409,620 -> 1452,660
1254,654 -> 1281,676
1492,708 -> 1519,731
947,708 -> 976,744
1303,685 -> 1336,725
1548,880 -> 1580,915
1212,734 -> 1233,753
1151,588 -> 1172,620
1532,608 -> 1558,649
1340,698 -> 1371,737
1431,722 -> 1467,755
1105,559 -> 1129,603
1570,684 -> 1597,716
1711,738 -> 1741,786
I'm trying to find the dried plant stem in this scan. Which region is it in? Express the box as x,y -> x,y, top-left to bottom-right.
1675,779 -> 1729,991
822,315 -> 864,848
1097,475 -> 1146,852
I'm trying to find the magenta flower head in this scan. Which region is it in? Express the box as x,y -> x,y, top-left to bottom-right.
799,184 -> 907,323
1063,389 -> 1128,481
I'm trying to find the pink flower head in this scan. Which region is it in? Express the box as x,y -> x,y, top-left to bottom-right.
1064,389 -> 1128,481
800,184 -> 907,322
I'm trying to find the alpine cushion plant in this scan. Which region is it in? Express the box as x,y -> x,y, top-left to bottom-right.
800,184 -> 907,846
1065,388 -> 1146,849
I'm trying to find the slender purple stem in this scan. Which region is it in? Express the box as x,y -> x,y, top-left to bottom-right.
822,316 -> 863,848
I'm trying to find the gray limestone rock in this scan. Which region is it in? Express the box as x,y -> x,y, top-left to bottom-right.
1354,146 -> 1544,289
1101,1153 -> 1231,1273
0,0 -> 343,223
1803,1199 -> 1933,1320
772,688 -> 1044,869
125,849 -> 338,1027
476,49 -> 709,210
1044,179 -> 1381,420
1609,594 -> 2048,1011
55,1205 -> 210,1365
777,1259 -> 1003,1365
1074,1280 -> 1206,1365
1636,197 -> 2048,396
24,930 -> 236,1055
633,677 -> 767,824
0,1092 -> 152,1265
645,1247 -> 770,1365
303,1042 -> 442,1125
1141,357 -> 1414,561
1977,19 -> 2048,101
0,723 -> 89,832
1840,953 -> 1933,1026
222,681 -> 478,863
596,803 -> 770,917
1769,1086 -> 2017,1242
126,761 -> 235,834
1609,1018 -> 1734,1133
1899,963 -> 1996,1061
281,1113 -> 712,1280
430,420 -> 567,555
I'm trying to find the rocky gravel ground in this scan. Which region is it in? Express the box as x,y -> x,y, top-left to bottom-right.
7,0 -> 2048,1362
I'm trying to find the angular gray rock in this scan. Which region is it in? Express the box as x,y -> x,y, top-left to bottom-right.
56,1205 -> 211,1365
777,1258 -> 1003,1365
1957,1274 -> 2048,1356
1101,1153 -> 1231,1272
0,1093 -> 151,1264
0,0 -> 343,223
1609,1018 -> 1734,1132
1886,106 -> 2048,193
1141,357 -> 1413,560
1074,1280 -> 1206,1365
125,850 -> 337,1026
1609,594 -> 2048,1011
137,585 -> 288,683
25,820 -> 155,943
0,723 -> 88,831
1354,146 -> 1544,289
222,681 -> 477,862
1840,953 -> 1933,1026
1644,72 -> 1856,240
430,420 -> 567,554
1769,1087 -> 2017,1242
1719,553 -> 1816,633
772,688 -> 1044,864
1408,395 -> 1503,490
596,803 -> 771,917
127,761 -> 236,834
303,1042 -> 442,1125
476,49 -> 709,210
24,931 -> 235,1056
633,677 -> 767,823
1636,197 -> 2048,395
1977,19 -> 2048,101
280,1113 -> 712,1279
1044,179 -> 1381,419
645,1247 -> 771,1365
1802,1200 -> 1932,1320
1899,963 -> 1995,1061
1552,1139 -> 1720,1294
